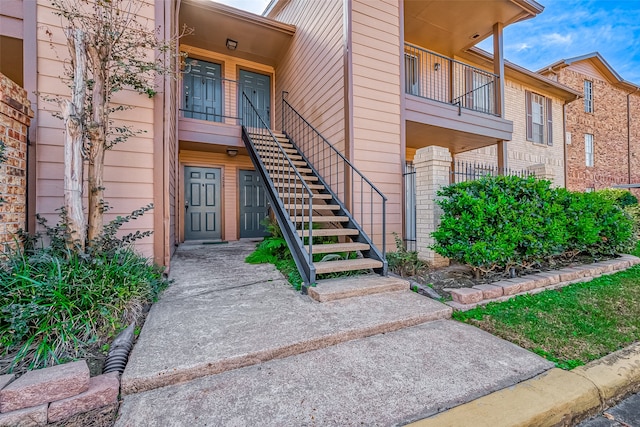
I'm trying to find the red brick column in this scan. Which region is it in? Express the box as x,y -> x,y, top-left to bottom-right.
0,72 -> 33,250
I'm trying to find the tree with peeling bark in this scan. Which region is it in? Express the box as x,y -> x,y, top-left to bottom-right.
50,0 -> 187,252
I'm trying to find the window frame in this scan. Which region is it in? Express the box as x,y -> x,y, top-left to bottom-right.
585,133 -> 594,167
584,80 -> 593,113
526,90 -> 553,146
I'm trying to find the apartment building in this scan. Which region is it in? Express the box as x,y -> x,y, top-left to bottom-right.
0,0 -> 583,286
539,53 -> 640,196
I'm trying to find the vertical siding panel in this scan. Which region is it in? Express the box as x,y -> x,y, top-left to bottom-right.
35,0 -> 156,258
271,0 -> 346,153
350,0 -> 402,250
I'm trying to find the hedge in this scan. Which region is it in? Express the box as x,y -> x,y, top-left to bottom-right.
432,175 -> 635,275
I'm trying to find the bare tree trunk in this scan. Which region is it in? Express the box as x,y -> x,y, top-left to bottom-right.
86,46 -> 107,245
63,28 -> 87,251
87,132 -> 105,244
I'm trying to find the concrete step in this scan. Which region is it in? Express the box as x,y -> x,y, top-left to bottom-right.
297,228 -> 359,238
305,242 -> 370,255
120,267 -> 453,397
314,258 -> 383,274
116,319 -> 553,427
309,275 -> 408,302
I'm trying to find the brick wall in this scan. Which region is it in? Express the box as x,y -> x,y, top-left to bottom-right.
455,78 -> 566,186
557,66 -> 640,196
0,72 -> 32,250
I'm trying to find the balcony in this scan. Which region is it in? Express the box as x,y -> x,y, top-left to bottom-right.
403,43 -> 513,154
404,42 -> 499,116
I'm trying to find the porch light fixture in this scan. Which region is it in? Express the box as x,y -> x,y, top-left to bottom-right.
226,148 -> 238,157
434,63 -> 441,71
226,38 -> 238,50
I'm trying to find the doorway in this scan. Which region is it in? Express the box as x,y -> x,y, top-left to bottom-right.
239,70 -> 271,127
184,166 -> 221,240
239,170 -> 269,238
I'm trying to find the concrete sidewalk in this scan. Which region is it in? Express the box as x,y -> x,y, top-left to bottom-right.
116,242 -> 555,426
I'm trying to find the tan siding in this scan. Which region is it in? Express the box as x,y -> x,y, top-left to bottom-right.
350,0 -> 402,250
272,0 -> 345,153
568,61 -> 606,82
35,0 -> 156,257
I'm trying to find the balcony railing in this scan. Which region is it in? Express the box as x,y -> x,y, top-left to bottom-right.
180,76 -> 241,125
404,42 -> 500,116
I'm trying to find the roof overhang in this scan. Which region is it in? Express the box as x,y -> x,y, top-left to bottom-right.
462,47 -> 582,102
403,0 -> 544,57
179,0 -> 295,67
538,52 -> 640,93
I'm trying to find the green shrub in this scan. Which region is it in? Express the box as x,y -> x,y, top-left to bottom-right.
626,204 -> 640,238
386,233 -> 428,277
596,188 -> 638,208
432,175 -> 635,275
0,208 -> 169,373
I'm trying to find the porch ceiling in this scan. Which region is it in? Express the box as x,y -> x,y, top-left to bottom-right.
403,0 -> 543,57
179,0 -> 295,67
406,120 -> 500,155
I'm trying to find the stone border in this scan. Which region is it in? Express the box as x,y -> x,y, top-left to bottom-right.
443,254 -> 640,311
407,341 -> 640,427
0,360 -> 119,426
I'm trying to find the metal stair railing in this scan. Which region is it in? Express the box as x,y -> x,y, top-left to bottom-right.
281,92 -> 388,270
241,92 -> 317,290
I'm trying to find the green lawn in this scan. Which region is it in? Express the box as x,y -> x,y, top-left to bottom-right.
454,242 -> 640,370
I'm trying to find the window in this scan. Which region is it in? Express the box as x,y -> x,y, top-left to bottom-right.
585,134 -> 594,167
526,91 -> 553,145
584,80 -> 593,113
404,53 -> 419,96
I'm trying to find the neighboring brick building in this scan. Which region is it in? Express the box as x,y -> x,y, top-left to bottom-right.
0,72 -> 32,251
539,53 -> 640,196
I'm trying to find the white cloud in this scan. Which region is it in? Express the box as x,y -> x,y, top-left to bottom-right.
542,33 -> 573,45
516,43 -> 531,52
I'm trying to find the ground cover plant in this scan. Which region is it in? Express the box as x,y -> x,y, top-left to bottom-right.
386,233 -> 429,277
246,218 -> 367,290
0,208 -> 169,375
453,241 -> 640,370
432,176 -> 635,278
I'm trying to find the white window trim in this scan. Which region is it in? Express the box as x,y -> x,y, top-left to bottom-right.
585,134 -> 594,167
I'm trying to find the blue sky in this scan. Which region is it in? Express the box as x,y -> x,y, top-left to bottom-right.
478,0 -> 640,84
215,0 -> 640,84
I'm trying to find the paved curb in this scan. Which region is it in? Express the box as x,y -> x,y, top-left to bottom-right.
407,342 -> 640,427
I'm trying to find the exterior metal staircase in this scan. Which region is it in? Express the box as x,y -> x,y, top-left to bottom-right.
241,92 -> 387,293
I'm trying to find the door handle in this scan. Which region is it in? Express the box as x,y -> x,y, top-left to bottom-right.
185,201 -> 189,211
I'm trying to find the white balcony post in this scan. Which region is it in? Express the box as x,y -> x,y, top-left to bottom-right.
414,146 -> 452,267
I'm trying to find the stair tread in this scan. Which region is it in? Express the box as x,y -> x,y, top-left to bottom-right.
284,204 -> 339,210
314,258 -> 384,274
271,174 -> 318,181
259,152 -> 303,160
269,167 -> 313,174
293,215 -> 349,222
274,182 -> 324,189
305,242 -> 370,254
279,193 -> 332,199
297,228 -> 359,237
